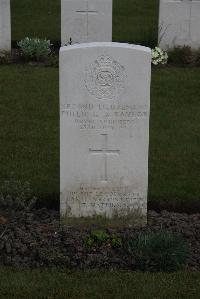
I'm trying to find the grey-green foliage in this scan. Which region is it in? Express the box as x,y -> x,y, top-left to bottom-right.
0,176 -> 37,211
17,37 -> 51,61
127,230 -> 189,272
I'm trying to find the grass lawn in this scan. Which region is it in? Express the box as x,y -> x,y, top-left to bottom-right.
0,65 -> 59,207
0,65 -> 199,210
113,0 -> 159,47
0,269 -> 200,299
11,0 -> 61,42
11,0 -> 159,46
150,67 -> 200,211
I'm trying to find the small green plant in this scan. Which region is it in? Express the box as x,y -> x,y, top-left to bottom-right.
111,234 -> 122,248
168,46 -> 194,66
85,236 -> 95,249
91,230 -> 110,245
127,230 -> 189,272
17,37 -> 51,61
0,51 -> 12,64
84,230 -> 122,250
46,52 -> 59,67
0,175 -> 37,211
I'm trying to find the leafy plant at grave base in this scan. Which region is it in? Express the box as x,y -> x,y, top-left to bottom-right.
126,230 -> 189,272
17,37 -> 51,62
84,230 -> 122,250
46,52 -> 59,67
0,175 -> 37,211
151,47 -> 168,66
0,51 -> 12,64
195,48 -> 200,66
111,234 -> 122,248
167,46 -> 194,66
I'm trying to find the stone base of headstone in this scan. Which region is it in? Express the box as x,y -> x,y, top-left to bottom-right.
60,213 -> 147,228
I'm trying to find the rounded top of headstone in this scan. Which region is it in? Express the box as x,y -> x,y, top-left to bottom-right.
60,42 -> 151,54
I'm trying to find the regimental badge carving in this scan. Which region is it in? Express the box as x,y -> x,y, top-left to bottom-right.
85,54 -> 126,100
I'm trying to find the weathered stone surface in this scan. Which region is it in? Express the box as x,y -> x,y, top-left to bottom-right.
0,0 -> 11,51
159,0 -> 200,50
60,42 -> 151,226
61,0 -> 112,45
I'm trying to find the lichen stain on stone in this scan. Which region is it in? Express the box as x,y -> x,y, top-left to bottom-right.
61,208 -> 147,229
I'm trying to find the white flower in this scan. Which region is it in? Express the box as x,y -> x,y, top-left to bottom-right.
151,47 -> 168,65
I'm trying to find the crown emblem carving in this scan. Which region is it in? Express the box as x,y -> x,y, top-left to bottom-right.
85,54 -> 126,100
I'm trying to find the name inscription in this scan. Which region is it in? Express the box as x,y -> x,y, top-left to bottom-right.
61,102 -> 148,130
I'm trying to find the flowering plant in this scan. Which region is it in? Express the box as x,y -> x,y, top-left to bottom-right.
17,37 -> 51,61
151,47 -> 168,65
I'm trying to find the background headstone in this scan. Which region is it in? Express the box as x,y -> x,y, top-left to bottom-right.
60,42 -> 151,226
159,0 -> 200,50
0,0 -> 11,51
61,0 -> 112,45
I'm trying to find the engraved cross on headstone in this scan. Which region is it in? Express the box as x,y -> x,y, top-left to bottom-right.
76,1 -> 98,40
89,134 -> 120,182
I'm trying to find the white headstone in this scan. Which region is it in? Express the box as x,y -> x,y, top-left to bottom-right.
0,0 -> 11,51
159,0 -> 200,50
60,42 -> 151,227
61,0 -> 112,45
